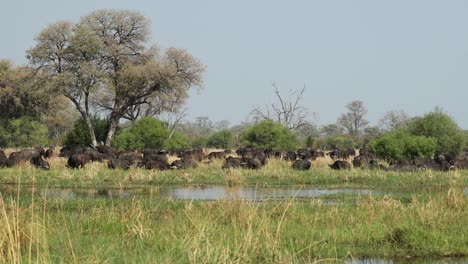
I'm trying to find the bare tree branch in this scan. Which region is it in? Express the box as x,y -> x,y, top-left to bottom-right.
250,83 -> 312,131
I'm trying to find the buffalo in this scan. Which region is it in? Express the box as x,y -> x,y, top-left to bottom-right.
170,158 -> 198,169
66,154 -> 90,169
241,157 -> 262,169
292,159 -> 311,170
107,158 -> 132,170
44,147 -> 56,159
8,149 -> 41,165
31,156 -> 50,170
222,156 -> 243,169
0,150 -> 12,168
329,160 -> 351,170
206,151 -> 225,160
283,151 -> 297,161
145,160 -> 170,170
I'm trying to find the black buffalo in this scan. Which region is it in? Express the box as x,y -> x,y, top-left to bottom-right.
107,158 -> 132,170
329,160 -> 351,170
222,156 -> 243,169
206,151 -> 226,160
292,159 -> 311,170
0,150 -> 12,168
145,160 -> 170,170
241,157 -> 262,169
66,154 -> 90,169
171,158 -> 198,169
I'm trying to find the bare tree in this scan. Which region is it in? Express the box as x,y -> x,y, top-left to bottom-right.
250,83 -> 311,131
378,110 -> 411,131
337,100 -> 369,137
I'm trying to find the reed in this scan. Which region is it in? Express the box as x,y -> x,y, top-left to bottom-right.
0,185 -> 465,263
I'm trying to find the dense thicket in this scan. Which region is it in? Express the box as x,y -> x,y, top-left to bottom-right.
369,130 -> 436,161
240,119 -> 297,150
407,108 -> 465,155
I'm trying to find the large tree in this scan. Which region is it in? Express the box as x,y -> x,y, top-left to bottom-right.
27,9 -> 205,147
337,100 -> 369,138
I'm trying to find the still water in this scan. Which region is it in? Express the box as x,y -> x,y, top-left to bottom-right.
0,184 -> 466,201
0,185 -> 382,201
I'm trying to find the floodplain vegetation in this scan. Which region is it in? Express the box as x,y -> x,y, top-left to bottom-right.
0,155 -> 467,189
0,155 -> 467,263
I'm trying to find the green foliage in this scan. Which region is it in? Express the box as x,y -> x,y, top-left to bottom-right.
64,116 -> 108,147
240,119 -> 297,150
0,117 -> 48,147
207,130 -> 234,149
325,135 -> 355,150
113,117 -> 168,151
407,108 -> 465,155
304,136 -> 315,149
164,132 -> 190,149
369,130 -> 436,161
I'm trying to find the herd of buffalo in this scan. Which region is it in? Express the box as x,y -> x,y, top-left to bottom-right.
1,146 -> 468,172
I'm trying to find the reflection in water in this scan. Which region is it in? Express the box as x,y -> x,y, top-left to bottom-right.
0,185 -> 466,202
346,257 -> 468,264
0,185 -> 381,201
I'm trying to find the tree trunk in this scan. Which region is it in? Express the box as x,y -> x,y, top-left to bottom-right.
84,115 -> 98,148
65,95 -> 98,148
104,112 -> 120,147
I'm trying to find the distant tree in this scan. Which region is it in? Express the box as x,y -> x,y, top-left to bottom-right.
230,122 -> 252,148
325,135 -> 354,150
0,60 -> 52,122
378,110 -> 411,131
240,119 -> 297,150
296,121 -> 320,138
44,95 -> 80,145
207,129 -> 234,149
362,126 -> 382,146
295,121 -> 320,149
250,83 -> 312,131
407,108 -> 465,155
337,100 -> 369,137
320,124 -> 344,137
214,120 -> 230,131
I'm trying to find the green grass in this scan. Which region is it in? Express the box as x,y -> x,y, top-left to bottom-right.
0,157 -> 466,262
0,157 -> 466,189
0,187 -> 466,263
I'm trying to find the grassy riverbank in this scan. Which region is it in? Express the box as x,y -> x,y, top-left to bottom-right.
0,187 -> 466,263
0,157 -> 467,189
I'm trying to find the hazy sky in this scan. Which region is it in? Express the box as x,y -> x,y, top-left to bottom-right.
2,0 -> 468,128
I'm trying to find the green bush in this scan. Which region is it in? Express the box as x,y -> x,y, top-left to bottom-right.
164,131 -> 191,149
0,117 -> 49,147
407,108 -> 465,155
369,130 -> 436,161
325,135 -> 355,150
207,130 -> 234,149
113,117 -> 168,151
64,116 -> 109,147
240,119 -> 297,150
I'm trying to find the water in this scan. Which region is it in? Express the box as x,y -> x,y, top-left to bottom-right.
1,184 -> 465,201
0,184 -> 381,201
347,257 -> 468,264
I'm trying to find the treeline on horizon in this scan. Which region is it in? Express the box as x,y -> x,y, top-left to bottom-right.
0,9 -> 467,162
